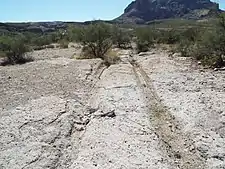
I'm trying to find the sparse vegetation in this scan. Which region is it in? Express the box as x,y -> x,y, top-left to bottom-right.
59,40 -> 69,48
77,23 -> 113,59
74,23 -> 122,66
1,16 -> 225,68
135,28 -> 155,53
132,14 -> 224,67
104,49 -> 120,66
111,25 -> 132,49
176,14 -> 225,67
0,36 -> 33,66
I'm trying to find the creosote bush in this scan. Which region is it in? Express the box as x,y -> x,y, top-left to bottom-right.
158,29 -> 181,44
59,40 -> 69,49
75,23 -> 123,66
78,23 -> 113,60
176,15 -> 225,67
111,25 -> 132,49
104,50 -> 121,66
0,37 -> 33,66
135,28 -> 155,53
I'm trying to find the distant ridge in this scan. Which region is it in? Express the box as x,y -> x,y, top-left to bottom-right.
115,0 -> 223,24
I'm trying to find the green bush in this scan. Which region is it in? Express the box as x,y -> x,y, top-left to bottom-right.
167,29 -> 181,44
136,41 -> 150,53
112,25 -> 131,49
177,27 -> 225,67
0,51 -> 7,58
177,39 -> 193,57
31,35 -> 52,46
0,36 -> 12,52
78,23 -> 112,59
66,25 -> 85,42
195,29 -> 225,67
104,50 -> 121,67
181,27 -> 201,42
135,27 -> 155,53
0,36 -> 33,66
59,40 -> 69,48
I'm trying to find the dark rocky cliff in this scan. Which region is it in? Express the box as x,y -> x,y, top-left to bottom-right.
116,0 -> 221,24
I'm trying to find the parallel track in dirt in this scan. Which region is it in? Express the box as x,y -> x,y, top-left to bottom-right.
128,56 -> 206,169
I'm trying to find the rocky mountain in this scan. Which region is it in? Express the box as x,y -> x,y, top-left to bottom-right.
116,0 -> 222,24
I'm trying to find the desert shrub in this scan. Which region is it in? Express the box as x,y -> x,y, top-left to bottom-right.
66,25 -> 85,42
195,29 -> 225,67
104,50 -> 121,66
135,27 -> 155,53
78,23 -> 112,59
136,41 -> 150,53
79,47 -> 120,66
157,29 -> 181,44
177,22 -> 225,67
1,37 -> 33,66
0,51 -> 7,58
0,36 -> 12,52
176,39 -> 193,57
59,40 -> 69,48
80,45 -> 96,59
31,35 -> 52,46
181,27 -> 201,42
112,25 -> 131,49
49,32 -> 61,43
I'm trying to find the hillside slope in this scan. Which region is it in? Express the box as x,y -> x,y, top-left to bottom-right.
116,0 -> 221,24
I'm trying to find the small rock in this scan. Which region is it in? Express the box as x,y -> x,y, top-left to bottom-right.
211,155 -> 225,161
100,110 -> 116,118
88,108 -> 98,114
174,153 -> 182,159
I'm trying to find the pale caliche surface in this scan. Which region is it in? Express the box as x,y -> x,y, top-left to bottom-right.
70,63 -> 173,169
0,47 -> 225,169
136,50 -> 225,169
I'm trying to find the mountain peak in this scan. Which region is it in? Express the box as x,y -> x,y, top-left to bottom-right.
116,0 -> 221,24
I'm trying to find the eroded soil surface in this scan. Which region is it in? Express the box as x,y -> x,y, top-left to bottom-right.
0,47 -> 225,169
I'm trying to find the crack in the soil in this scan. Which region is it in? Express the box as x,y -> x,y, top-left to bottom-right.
19,118 -> 45,129
97,85 -> 135,90
47,110 -> 67,125
19,101 -> 68,130
98,66 -> 108,79
129,57 -> 206,169
21,154 -> 42,169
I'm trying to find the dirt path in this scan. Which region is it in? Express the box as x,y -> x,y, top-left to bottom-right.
0,48 -> 225,169
130,57 -> 205,169
135,50 -> 225,169
70,63 -> 174,169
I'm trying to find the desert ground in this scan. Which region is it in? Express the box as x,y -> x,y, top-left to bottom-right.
0,45 -> 225,169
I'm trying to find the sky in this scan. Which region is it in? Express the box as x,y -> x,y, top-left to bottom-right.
0,0 -> 224,22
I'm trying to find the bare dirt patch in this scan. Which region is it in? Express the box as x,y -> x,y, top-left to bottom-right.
0,47 -> 225,169
136,49 -> 225,169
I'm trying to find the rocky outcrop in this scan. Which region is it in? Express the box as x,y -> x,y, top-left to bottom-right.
116,0 -> 221,24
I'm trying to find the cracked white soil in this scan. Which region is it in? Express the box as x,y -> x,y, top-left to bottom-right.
0,47 -> 225,169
